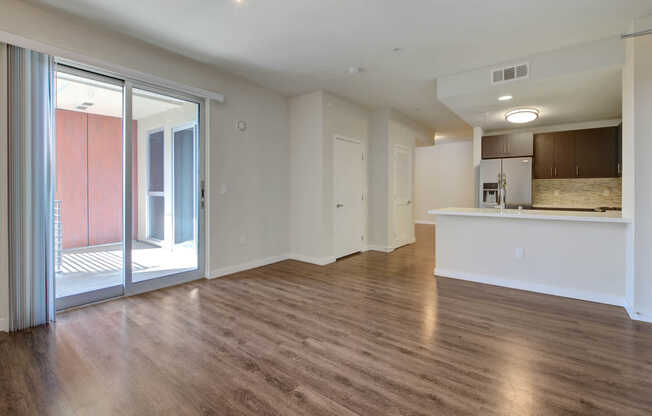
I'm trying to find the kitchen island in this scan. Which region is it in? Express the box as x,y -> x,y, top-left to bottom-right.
428,207 -> 630,307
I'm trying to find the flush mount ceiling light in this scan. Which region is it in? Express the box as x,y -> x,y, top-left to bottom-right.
505,108 -> 539,124
498,95 -> 513,101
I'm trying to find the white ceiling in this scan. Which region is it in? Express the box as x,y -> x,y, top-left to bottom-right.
443,68 -> 623,132
33,0 -> 652,137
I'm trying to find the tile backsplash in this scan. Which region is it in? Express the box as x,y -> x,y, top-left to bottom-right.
532,178 -> 622,209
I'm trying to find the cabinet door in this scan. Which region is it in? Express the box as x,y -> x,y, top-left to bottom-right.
505,133 -> 534,157
482,135 -> 505,159
533,134 -> 554,178
575,128 -> 618,178
554,132 -> 576,178
617,124 -> 622,177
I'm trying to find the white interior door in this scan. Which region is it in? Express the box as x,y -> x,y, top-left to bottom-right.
393,145 -> 412,247
334,137 -> 363,259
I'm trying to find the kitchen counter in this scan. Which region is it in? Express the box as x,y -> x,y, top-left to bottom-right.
430,206 -> 628,307
428,207 -> 630,223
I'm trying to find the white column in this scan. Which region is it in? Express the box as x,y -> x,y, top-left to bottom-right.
472,127 -> 484,208
622,24 -> 636,315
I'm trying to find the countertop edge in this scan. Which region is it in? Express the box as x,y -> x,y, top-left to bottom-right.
427,209 -> 632,224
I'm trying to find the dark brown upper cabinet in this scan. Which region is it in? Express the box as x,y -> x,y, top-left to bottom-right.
617,124 -> 623,177
555,133 -> 577,178
481,135 -> 504,159
481,133 -> 533,159
533,127 -> 619,179
574,128 -> 618,178
533,133 -> 555,178
533,131 -> 575,179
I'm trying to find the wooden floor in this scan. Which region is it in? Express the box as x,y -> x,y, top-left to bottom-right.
2,224 -> 652,415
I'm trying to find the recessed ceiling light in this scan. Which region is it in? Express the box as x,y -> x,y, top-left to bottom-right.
498,95 -> 513,101
347,67 -> 364,74
392,47 -> 403,52
505,108 -> 539,124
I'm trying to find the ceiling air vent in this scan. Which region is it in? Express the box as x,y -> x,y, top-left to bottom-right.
491,63 -> 529,84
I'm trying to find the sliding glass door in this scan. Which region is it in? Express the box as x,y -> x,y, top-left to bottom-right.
54,64 -> 204,309
54,67 -> 126,309
128,87 -> 201,290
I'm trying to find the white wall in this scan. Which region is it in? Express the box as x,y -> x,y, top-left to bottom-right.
322,92 -> 370,258
436,215 -> 627,307
368,110 -> 390,249
368,109 -> 432,249
0,0 -> 291,328
387,118 -> 417,245
289,92 -> 325,260
414,140 -> 474,222
289,91 -> 370,263
630,17 -> 652,320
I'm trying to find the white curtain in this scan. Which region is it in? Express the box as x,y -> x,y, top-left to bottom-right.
7,44 -> 56,331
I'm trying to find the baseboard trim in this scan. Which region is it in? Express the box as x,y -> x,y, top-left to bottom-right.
209,252 -> 342,279
209,255 -> 288,279
0,317 -> 7,333
366,245 -> 396,253
624,299 -> 652,323
415,220 -> 436,225
286,253 -> 336,266
434,267 -> 625,307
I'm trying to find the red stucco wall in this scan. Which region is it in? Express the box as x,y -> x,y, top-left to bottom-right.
55,109 -> 138,249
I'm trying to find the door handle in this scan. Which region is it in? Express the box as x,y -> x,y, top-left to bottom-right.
576,166 -> 580,176
336,203 -> 344,208
554,167 -> 557,177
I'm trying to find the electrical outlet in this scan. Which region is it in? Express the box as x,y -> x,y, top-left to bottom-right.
515,247 -> 524,259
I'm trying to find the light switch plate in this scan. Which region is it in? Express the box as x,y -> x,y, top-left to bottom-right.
515,247 -> 525,259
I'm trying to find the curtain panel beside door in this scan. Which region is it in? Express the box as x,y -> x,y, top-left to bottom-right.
7,45 -> 56,331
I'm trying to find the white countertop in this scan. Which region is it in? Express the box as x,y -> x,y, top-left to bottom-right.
428,207 -> 631,223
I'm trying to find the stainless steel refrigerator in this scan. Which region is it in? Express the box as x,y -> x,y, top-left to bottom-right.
479,157 -> 532,208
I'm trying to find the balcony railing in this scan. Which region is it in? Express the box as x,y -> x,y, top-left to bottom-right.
54,200 -> 62,273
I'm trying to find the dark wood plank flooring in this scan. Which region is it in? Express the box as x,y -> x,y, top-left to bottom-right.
2,224 -> 652,415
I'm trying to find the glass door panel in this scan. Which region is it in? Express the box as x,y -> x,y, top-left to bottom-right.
147,129 -> 165,241
130,87 -> 199,284
54,68 -> 125,309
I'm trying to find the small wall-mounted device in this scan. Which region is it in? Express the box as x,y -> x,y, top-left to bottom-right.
236,120 -> 247,132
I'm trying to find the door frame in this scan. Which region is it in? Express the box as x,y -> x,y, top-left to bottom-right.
54,61 -> 207,308
332,135 -> 365,259
392,143 -> 413,247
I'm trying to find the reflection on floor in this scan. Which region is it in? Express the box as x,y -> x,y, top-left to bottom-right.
56,240 -> 197,298
5,224 -> 651,415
